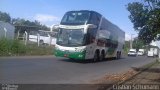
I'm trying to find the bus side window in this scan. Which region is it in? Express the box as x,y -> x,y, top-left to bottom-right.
86,28 -> 97,44
106,39 -> 110,47
88,13 -> 100,26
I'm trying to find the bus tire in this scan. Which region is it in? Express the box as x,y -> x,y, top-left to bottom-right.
100,50 -> 105,61
119,52 -> 121,59
116,52 -> 119,60
93,51 -> 99,62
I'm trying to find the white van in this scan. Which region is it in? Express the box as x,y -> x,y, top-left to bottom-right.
147,48 -> 159,57
147,51 -> 154,57
137,49 -> 145,56
128,49 -> 137,56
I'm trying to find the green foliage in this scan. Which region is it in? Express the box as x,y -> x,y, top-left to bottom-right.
127,0 -> 160,44
123,41 -> 130,54
26,44 -> 53,55
12,18 -> 49,30
123,39 -> 145,54
10,40 -> 27,55
132,38 -> 145,50
0,38 -> 26,56
0,11 -> 11,23
0,11 -> 49,30
0,38 -> 53,56
0,38 -> 11,56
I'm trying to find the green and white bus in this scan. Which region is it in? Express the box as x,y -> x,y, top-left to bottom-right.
54,10 -> 125,62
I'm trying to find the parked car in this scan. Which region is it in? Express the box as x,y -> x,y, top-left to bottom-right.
29,30 -> 56,45
128,49 -> 137,56
138,49 -> 145,55
137,51 -> 144,56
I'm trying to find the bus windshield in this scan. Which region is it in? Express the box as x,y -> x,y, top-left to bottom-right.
60,11 -> 90,25
56,28 -> 85,47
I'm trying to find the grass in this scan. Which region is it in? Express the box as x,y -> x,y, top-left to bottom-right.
0,38 -> 53,56
26,44 -> 54,56
123,47 -> 129,56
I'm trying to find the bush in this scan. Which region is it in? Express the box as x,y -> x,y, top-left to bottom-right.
0,38 -> 11,56
0,38 -> 27,56
26,44 -> 53,55
0,38 -> 53,56
10,39 -> 27,55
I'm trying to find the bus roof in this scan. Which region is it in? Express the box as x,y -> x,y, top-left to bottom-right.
66,10 -> 102,16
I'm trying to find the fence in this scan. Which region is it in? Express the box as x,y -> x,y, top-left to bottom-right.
16,30 -> 56,46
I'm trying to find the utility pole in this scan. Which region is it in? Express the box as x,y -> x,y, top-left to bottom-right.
130,34 -> 134,49
37,33 -> 40,47
24,31 -> 28,45
4,28 -> 7,38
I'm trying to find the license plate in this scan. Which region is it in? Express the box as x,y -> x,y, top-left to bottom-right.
64,54 -> 68,57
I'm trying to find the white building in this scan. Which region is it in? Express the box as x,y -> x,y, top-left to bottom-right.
0,21 -> 15,39
150,40 -> 160,49
149,40 -> 160,57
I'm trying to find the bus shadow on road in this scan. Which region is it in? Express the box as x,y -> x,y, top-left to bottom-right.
59,57 -> 125,64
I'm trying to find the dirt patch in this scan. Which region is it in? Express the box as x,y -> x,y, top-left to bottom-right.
124,62 -> 160,84
90,61 -> 159,90
91,69 -> 137,84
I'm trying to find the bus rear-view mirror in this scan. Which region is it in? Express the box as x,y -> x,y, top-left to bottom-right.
88,24 -> 97,29
51,24 -> 60,32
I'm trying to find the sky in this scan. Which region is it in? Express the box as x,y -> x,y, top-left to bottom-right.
0,0 -> 139,40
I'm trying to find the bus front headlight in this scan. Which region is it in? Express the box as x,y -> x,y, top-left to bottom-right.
55,45 -> 60,50
78,54 -> 83,57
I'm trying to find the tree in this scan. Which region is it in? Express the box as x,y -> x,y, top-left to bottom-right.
132,38 -> 145,51
12,18 -> 50,30
123,38 -> 145,53
0,11 -> 11,23
123,41 -> 130,54
127,0 -> 160,44
0,11 -> 50,30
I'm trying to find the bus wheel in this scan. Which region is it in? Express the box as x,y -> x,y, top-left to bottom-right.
116,52 -> 119,60
119,52 -> 121,59
93,51 -> 99,62
39,40 -> 44,45
100,51 -> 105,61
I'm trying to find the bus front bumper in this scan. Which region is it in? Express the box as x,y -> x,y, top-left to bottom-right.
54,49 -> 86,60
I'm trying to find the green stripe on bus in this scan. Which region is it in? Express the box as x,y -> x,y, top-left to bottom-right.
54,49 -> 86,60
107,48 -> 116,55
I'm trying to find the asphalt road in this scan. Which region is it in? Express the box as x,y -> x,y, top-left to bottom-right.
0,56 -> 156,84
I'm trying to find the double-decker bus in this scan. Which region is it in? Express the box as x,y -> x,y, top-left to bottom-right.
54,10 -> 125,62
